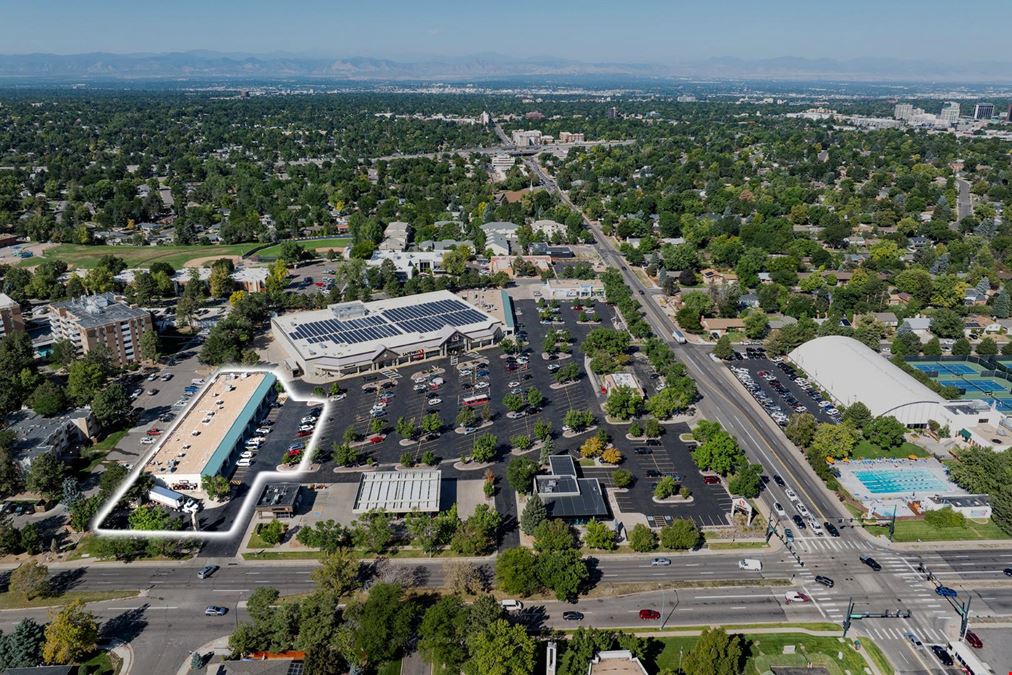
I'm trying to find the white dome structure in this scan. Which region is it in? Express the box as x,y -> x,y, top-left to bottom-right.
788,335 -> 945,427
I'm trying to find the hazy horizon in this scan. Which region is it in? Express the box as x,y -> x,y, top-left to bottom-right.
0,0 -> 1005,66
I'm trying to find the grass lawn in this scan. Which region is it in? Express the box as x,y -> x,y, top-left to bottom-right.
21,243 -> 258,269
851,441 -> 928,460
866,518 -> 1012,542
375,660 -> 401,675
256,237 -> 351,260
0,589 -> 136,610
653,633 -> 880,675
77,650 -> 121,675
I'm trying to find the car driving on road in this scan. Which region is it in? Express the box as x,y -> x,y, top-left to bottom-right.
204,606 -> 228,616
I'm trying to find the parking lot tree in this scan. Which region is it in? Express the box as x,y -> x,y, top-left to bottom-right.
502,393 -> 525,413
350,509 -> 394,554
520,494 -> 547,535
526,387 -> 545,410
628,523 -> 658,552
654,476 -> 677,499
455,406 -> 477,429
579,436 -> 605,459
368,417 -> 386,435
420,412 -> 443,438
611,469 -> 633,489
660,518 -> 702,550
506,457 -> 540,494
533,419 -> 552,441
538,437 -> 555,464
342,426 -> 360,444
395,416 -> 418,440
510,434 -> 533,452
312,386 -> 325,398
418,595 -> 469,672
583,519 -> 617,550
542,333 -> 559,355
642,417 -> 663,438
810,422 -> 858,459
494,546 -> 541,596
864,415 -> 907,449
42,600 -> 98,666
399,451 -> 416,468
952,337 -> 971,356
565,408 -> 595,432
25,452 -> 65,502
258,519 -> 286,546
628,421 -> 643,437
9,561 -> 49,600
90,383 -> 132,430
728,463 -> 763,498
692,429 -> 744,476
338,582 -> 416,670
138,329 -> 161,364
713,335 -> 734,360
421,450 -> 439,466
499,337 -> 520,354
555,362 -> 581,383
604,386 -> 643,421
465,619 -> 536,675
470,433 -> 498,463
600,447 -> 623,465
332,442 -> 360,467
646,385 -> 691,420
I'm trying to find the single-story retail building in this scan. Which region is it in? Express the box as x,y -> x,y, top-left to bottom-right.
534,455 -> 608,523
272,290 -> 508,378
353,470 -> 442,514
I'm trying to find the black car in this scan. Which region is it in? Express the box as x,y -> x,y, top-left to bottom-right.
562,611 -> 584,621
773,475 -> 785,487
859,555 -> 882,571
1005,567 -> 1012,577
633,447 -> 652,455
645,469 -> 661,478
814,575 -> 835,588
792,514 -> 807,530
930,645 -> 953,667
824,522 -> 840,537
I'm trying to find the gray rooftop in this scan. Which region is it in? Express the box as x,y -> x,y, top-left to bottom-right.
256,483 -> 302,510
51,292 -> 148,328
536,455 -> 609,520
6,407 -> 90,461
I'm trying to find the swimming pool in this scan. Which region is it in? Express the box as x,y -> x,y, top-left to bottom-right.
852,468 -> 951,495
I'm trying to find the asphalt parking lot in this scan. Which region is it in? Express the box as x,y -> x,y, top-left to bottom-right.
729,350 -> 839,426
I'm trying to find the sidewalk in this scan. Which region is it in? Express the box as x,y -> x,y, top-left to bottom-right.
176,636 -> 231,675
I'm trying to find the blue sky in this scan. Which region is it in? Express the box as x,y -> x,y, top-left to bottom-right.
0,0 -> 1003,62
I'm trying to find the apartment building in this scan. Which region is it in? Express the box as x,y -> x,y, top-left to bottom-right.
49,293 -> 153,365
0,292 -> 24,338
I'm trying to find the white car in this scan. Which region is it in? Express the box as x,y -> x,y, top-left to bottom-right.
508,381 -> 520,388
235,458 -> 253,467
547,364 -> 560,372
459,369 -> 472,376
808,519 -> 823,535
301,416 -> 318,424
796,503 -> 810,517
773,502 -> 786,517
140,437 -> 156,445
516,357 -> 528,364
784,487 -> 799,502
298,424 -> 315,432
784,591 -> 810,604
506,411 -> 526,419
240,451 -> 255,459
427,398 -> 442,406
255,427 -> 272,435
474,381 -> 489,389
332,393 -> 347,401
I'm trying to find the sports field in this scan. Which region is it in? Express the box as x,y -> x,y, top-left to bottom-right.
19,243 -> 259,270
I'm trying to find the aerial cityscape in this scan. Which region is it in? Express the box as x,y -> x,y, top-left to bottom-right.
0,2 -> 1011,674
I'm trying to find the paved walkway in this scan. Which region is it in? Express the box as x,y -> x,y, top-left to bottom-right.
399,651 -> 432,675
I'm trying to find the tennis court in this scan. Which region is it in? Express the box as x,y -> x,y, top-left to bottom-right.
910,359 -> 1012,414
938,378 -> 1008,393
912,361 -> 980,376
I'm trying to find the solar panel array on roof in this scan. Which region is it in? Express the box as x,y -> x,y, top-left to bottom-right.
382,299 -> 488,334
288,314 -> 404,345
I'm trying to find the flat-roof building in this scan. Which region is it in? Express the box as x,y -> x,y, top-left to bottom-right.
588,650 -> 649,675
256,483 -> 303,519
353,470 -> 441,514
5,408 -> 96,469
0,293 -> 24,338
143,371 -> 276,492
272,290 -> 506,379
49,293 -> 152,366
535,455 -> 608,523
542,279 -> 605,300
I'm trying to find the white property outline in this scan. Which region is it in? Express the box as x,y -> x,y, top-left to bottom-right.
91,365 -> 330,541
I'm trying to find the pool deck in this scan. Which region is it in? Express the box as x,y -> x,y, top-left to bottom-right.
836,458 -> 968,517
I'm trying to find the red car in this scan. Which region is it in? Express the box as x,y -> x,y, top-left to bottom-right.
703,475 -> 720,484
295,430 -> 312,438
368,434 -> 387,444
146,428 -> 162,436
964,630 -> 983,649
638,609 -> 660,620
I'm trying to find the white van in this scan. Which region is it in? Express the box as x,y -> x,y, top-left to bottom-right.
739,558 -> 762,572
500,599 -> 524,611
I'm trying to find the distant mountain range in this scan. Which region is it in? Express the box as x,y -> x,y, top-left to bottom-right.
0,51 -> 1010,83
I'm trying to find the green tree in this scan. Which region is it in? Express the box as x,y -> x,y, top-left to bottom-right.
646,385 -> 693,419
692,429 -> 744,475
583,519 -> 617,550
464,619 -> 536,675
470,433 -> 498,463
659,519 -> 701,550
310,550 -> 361,597
25,453 -> 65,501
506,457 -> 539,494
728,463 -> 764,498
924,507 -> 966,529
612,469 -> 633,488
526,387 -> 545,410
2,618 -> 46,669
654,476 -> 678,499
743,309 -> 769,339
520,494 -> 547,535
627,523 -> 658,552
603,386 -> 643,420
9,561 -> 49,600
930,308 -> 964,339
418,596 -> 469,671
42,600 -> 98,665
28,379 -> 67,417
258,520 -> 285,546
138,330 -> 160,364
338,583 -> 415,669
502,393 -> 525,413
952,337 -> 971,356
538,548 -> 589,601
90,383 -> 132,430
713,335 -> 734,360
977,337 -> 998,356
420,412 -> 443,438
810,423 -> 858,459
864,416 -> 907,449
784,413 -> 817,448
681,627 -> 745,675
842,401 -> 872,429
350,510 -> 394,553
200,474 -> 231,501
66,360 -> 106,406
494,546 -> 541,596
923,337 -> 943,357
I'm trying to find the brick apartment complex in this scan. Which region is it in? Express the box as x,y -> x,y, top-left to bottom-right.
0,292 -> 24,338
49,292 -> 153,365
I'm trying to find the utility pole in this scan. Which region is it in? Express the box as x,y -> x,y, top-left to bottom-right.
842,597 -> 856,637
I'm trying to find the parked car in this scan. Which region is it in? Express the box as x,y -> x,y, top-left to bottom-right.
702,475 -> 720,485
638,609 -> 661,620
197,565 -> 218,579
146,428 -> 162,436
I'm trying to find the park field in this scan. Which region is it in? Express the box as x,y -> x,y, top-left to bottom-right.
255,237 -> 350,260
19,243 -> 258,270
